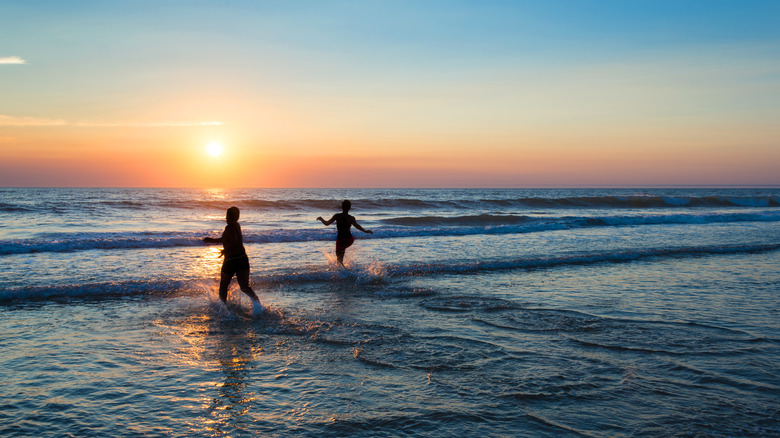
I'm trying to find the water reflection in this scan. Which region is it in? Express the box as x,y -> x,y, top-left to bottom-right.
204,188 -> 229,201
204,316 -> 264,436
166,305 -> 265,436
195,246 -> 225,278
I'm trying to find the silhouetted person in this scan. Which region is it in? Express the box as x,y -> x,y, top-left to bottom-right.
204,206 -> 260,304
317,200 -> 373,265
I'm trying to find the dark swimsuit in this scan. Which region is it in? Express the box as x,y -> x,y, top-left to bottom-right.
334,213 -> 354,252
220,222 -> 250,274
221,253 -> 250,275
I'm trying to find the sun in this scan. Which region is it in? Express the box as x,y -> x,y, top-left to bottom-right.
206,142 -> 224,157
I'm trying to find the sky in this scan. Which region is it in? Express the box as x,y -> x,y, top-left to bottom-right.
1,0 -> 779,188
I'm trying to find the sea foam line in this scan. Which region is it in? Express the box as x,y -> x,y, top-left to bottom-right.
2,211 -> 779,256
2,243 -> 777,303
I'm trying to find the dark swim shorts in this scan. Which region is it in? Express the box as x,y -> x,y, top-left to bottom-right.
221,253 -> 250,276
335,236 -> 355,253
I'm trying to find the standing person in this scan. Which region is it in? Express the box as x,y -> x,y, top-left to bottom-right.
317,200 -> 373,265
204,206 -> 260,304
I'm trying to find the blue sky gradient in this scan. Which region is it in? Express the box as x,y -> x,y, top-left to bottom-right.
2,1 -> 779,186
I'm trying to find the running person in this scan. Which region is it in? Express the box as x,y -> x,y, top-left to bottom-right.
317,200 -> 373,265
204,206 -> 260,304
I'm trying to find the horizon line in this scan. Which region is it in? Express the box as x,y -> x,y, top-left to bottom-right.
1,185 -> 778,190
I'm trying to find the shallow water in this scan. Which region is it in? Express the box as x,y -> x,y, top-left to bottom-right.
1,188 -> 779,436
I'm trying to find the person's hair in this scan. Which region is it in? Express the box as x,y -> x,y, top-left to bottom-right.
226,206 -> 240,222
341,200 -> 351,213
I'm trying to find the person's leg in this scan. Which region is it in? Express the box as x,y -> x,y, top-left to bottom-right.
236,269 -> 259,302
335,236 -> 354,266
218,270 -> 232,303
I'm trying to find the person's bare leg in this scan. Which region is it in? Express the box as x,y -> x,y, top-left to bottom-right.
236,269 -> 259,302
336,250 -> 345,266
218,272 -> 232,304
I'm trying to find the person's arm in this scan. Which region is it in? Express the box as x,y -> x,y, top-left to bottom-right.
204,226 -> 226,244
351,216 -> 373,234
317,214 -> 337,226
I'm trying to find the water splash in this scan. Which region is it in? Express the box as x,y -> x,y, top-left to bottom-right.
355,260 -> 388,285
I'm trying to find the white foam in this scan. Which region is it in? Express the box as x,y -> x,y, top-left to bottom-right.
251,299 -> 267,317
2,210 -> 779,256
355,260 -> 389,285
2,243 -> 778,303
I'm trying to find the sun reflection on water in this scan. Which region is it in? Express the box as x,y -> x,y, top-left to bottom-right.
178,247 -> 225,282
152,297 -> 271,436
203,322 -> 264,436
204,188 -> 229,201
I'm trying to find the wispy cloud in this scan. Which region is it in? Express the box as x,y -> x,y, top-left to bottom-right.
73,121 -> 224,127
0,115 -> 66,126
0,115 -> 222,127
0,56 -> 26,64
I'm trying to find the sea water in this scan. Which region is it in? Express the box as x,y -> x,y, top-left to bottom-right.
0,188 -> 778,437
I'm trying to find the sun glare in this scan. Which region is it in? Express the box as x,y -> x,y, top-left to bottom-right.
206,142 -> 224,157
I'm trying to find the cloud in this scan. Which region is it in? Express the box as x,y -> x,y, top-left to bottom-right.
0,115 -> 66,126
0,56 -> 26,64
0,115 -> 222,127
73,121 -> 223,127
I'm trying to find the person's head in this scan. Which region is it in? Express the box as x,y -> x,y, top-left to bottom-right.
226,206 -> 240,223
341,200 -> 351,213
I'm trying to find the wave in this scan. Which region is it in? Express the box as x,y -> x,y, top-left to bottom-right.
0,280 -> 193,303
2,211 -> 779,255
0,201 -> 35,213
383,211 -> 780,227
484,195 -> 780,209
0,229 -> 333,255
377,243 -> 780,278
0,198 -> 446,213
2,194 -> 778,214
382,214 -> 532,226
3,243 -> 778,303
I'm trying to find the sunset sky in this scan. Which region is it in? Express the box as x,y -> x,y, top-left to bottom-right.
1,0 -> 779,187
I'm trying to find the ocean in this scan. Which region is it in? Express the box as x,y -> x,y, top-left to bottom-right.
1,187 -> 779,437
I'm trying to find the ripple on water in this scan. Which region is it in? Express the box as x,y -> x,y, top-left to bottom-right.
354,332 -> 509,372
419,295 -> 518,312
451,299 -> 771,356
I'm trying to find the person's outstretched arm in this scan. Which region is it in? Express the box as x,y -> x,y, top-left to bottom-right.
203,236 -> 223,244
351,217 -> 373,234
317,215 -> 337,226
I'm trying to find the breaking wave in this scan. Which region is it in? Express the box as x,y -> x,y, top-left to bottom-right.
2,211 -> 779,255
2,194 -> 778,214
3,243 -> 777,302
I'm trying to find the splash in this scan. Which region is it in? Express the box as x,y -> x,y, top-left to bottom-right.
251,299 -> 271,318
321,249 -> 341,269
355,260 -> 388,285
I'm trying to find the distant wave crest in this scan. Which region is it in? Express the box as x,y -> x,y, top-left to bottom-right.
106,195 -> 780,210
2,211 -> 779,256
2,194 -> 778,214
383,214 -> 531,226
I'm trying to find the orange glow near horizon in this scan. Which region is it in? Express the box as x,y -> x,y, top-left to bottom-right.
3,60 -> 779,188
1,89 -> 779,188
1,119 -> 779,187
